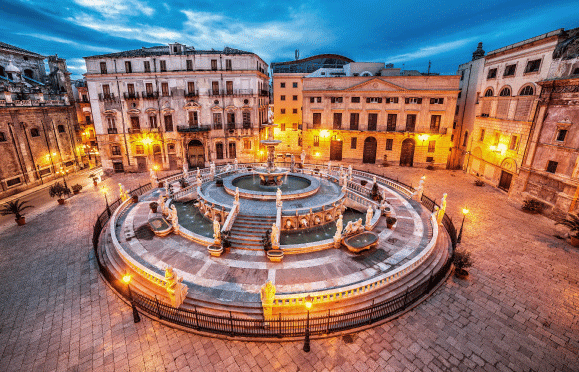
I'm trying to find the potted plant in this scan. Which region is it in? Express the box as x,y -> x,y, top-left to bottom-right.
71,184 -> 83,195
386,216 -> 397,229
0,199 -> 33,226
556,213 -> 579,247
49,182 -> 71,205
453,248 -> 473,278
474,178 -> 484,187
262,228 -> 272,252
522,198 -> 545,214
371,183 -> 382,201
215,178 -> 224,187
179,178 -> 189,188
360,180 -> 368,187
131,194 -> 139,203
89,173 -> 99,186
149,202 -> 159,213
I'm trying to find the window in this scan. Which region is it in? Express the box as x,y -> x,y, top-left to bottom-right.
293,95 -> 298,101
228,142 -> 236,158
351,97 -> 360,103
499,87 -> 511,97
293,82 -> 298,88
161,82 -> 169,96
292,108 -> 298,114
144,61 -> 151,73
573,67 -> 579,75
127,83 -> 135,95
102,84 -> 110,95
366,97 -> 382,103
100,62 -> 107,74
493,132 -> 500,146
430,98 -> 444,104
244,139 -> 252,150
519,86 -> 534,96
149,116 -> 157,128
0,131 -> 5,142
82,94 -> 88,102
463,131 -> 469,147
280,123 -> 286,131
504,64 -> 516,77
313,135 -> 319,147
430,115 -> 441,132
280,109 -> 286,114
428,141 -> 436,153
426,156 -> 434,163
351,137 -> 357,149
280,82 -> 285,88
385,138 -> 393,151
298,136 -> 302,146
135,144 -> 144,155
124,61 -> 132,73
368,113 -> 378,131
226,81 -> 233,95
455,105 -> 460,115
168,144 -> 175,153
212,81 -> 219,94
186,60 -> 193,71
509,135 -> 518,150
525,59 -> 541,73
213,113 -> 222,128
188,111 -> 199,126
145,82 -> 154,95
227,112 -> 235,124
55,124 -> 64,133
160,60 -> 166,72
131,116 -> 140,129
164,115 -> 173,131
333,113 -> 342,129
211,59 -> 218,71
187,81 -> 195,95
107,117 -> 116,129
480,129 -> 485,141
405,114 -> 416,132
309,97 -> 322,103
387,114 -> 397,131
312,113 -> 321,128
243,112 -> 251,126
111,145 -> 121,156
487,68 -> 497,79
225,59 -> 232,71
556,129 -> 567,142
546,161 -> 558,174
405,97 -> 422,104
280,95 -> 286,101
331,97 -> 343,103
458,91 -> 462,99
385,97 -> 398,104
484,88 -> 494,97
350,113 -> 359,130
216,143 -> 223,159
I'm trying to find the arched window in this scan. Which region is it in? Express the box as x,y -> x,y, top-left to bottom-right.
462,131 -> 469,147
23,69 -> 34,79
519,85 -> 534,96
30,128 -> 40,137
499,87 -> 511,97
57,124 -> 65,133
484,88 -> 494,97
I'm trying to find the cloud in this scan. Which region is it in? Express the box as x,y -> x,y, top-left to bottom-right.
384,37 -> 478,65
17,33 -> 119,53
72,0 -> 154,18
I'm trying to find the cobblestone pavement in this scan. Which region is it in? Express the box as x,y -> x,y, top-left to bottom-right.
1,167 -> 578,372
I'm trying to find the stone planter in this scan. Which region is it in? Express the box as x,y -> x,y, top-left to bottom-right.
158,181 -> 164,188
570,236 -> 579,247
57,199 -> 65,205
16,217 -> 26,226
150,206 -> 158,213
207,244 -> 224,257
267,249 -> 284,262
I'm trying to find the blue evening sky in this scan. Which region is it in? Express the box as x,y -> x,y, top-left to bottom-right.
1,0 -> 578,79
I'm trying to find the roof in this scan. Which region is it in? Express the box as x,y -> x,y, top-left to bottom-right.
486,29 -> 564,57
0,41 -> 44,59
85,46 -> 257,59
271,54 -> 353,66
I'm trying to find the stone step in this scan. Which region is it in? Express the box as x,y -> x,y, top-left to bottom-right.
229,229 -> 269,237
236,215 -> 276,222
232,222 -> 274,229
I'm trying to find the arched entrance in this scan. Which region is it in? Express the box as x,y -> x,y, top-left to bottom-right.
152,144 -> 162,166
330,135 -> 343,161
187,139 -> 205,168
362,137 -> 377,164
400,138 -> 415,166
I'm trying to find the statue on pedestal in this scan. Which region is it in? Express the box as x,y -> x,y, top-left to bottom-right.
348,165 -> 352,179
334,214 -> 344,244
213,218 -> 221,244
276,188 -> 282,208
234,187 -> 240,204
169,205 -> 179,232
290,155 -> 295,172
271,223 -> 279,248
366,206 -> 374,230
150,169 -> 157,185
300,150 -> 306,164
182,163 -> 188,178
119,183 -> 128,201
234,158 -> 238,170
165,267 -> 188,308
412,175 -> 425,201
209,162 -> 215,180
260,280 -> 276,320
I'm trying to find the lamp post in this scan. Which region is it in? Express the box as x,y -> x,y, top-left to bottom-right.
122,275 -> 141,323
101,186 -> 110,216
457,207 -> 469,243
303,295 -> 312,352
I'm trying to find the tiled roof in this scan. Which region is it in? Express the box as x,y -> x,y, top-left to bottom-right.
85,46 -> 255,59
0,41 -> 44,58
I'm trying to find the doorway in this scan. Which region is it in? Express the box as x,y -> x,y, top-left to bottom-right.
187,139 -> 205,168
400,138 -> 415,167
498,170 -> 513,191
363,137 -> 377,164
330,138 -> 343,161
136,157 -> 147,172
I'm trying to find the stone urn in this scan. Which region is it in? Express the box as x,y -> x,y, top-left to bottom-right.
16,217 -> 26,226
207,244 -> 224,257
267,249 -> 284,262
57,198 -> 65,205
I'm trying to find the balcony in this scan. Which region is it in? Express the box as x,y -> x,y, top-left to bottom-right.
208,89 -> 224,96
242,122 -> 252,129
141,91 -> 159,100
123,92 -> 139,100
177,125 -> 211,132
259,90 -> 269,97
224,89 -> 254,96
128,128 -> 142,134
107,128 -> 118,134
226,123 -> 236,130
185,90 -> 199,98
98,93 -> 117,101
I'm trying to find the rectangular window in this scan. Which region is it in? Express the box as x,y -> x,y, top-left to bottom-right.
385,97 -> 398,104
316,97 -> 321,103
225,59 -> 232,71
460,70 -> 464,81
292,108 -> 298,114
430,115 -> 441,132
211,59 -> 218,71
149,116 -> 157,128
161,82 -> 169,96
281,95 -> 286,101
387,114 -> 397,131
186,59 -> 193,71
556,129 -> 568,142
351,97 -> 360,103
213,113 -> 222,129
293,95 -> 298,101
107,117 -> 116,129
405,114 -> 416,132
243,112 -> 251,126
525,59 -> 541,73
428,140 -> 436,153
313,135 -> 319,147
100,62 -> 107,74
509,135 -> 518,151
131,116 -> 140,129
504,64 -> 516,77
244,139 -> 251,150
430,98 -> 444,104
368,113 -> 378,131
494,132 -> 500,146
385,138 -> 393,151
164,115 -> 173,131
487,68 -> 497,79
227,112 -> 235,124
280,109 -> 286,114
216,143 -> 223,159
333,113 -> 342,129
350,113 -> 359,130
111,145 -> 121,156
226,81 -> 233,95
480,129 -> 485,141
456,105 -> 460,115
160,60 -> 166,72
146,82 -> 153,94
351,137 -> 357,149
212,81 -> 219,94
102,84 -> 110,95
124,61 -> 132,73
280,82 -> 286,88
189,111 -> 198,126
331,97 -> 343,103
228,142 -> 236,158
135,144 -> 144,155
426,156 -> 434,163
546,160 -> 558,174
127,83 -> 135,95
293,82 -> 298,88
366,97 -> 382,103
405,97 -> 422,104
187,81 -> 195,95
312,113 -> 321,128
144,61 -> 151,73
280,123 -> 286,131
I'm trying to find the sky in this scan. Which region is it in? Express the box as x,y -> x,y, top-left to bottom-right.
1,0 -> 579,79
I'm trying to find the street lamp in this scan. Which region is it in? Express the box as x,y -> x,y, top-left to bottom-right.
101,186 -> 110,216
303,295 -> 312,352
122,274 -> 141,323
457,207 -> 469,243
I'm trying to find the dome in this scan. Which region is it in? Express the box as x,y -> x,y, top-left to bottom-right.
5,59 -> 21,74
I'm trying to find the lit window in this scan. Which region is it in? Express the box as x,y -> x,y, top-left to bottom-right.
313,135 -> 319,147
428,141 -> 436,153
509,135 -> 518,150
385,138 -> 393,151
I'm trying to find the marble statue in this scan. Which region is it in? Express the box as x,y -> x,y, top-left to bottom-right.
260,280 -> 276,320
353,218 -> 363,233
328,161 -> 332,173
165,267 -> 188,308
197,167 -> 201,177
169,205 -> 179,231
348,165 -> 352,179
344,221 -> 353,236
234,187 -> 240,204
234,158 -> 238,170
271,223 -> 279,248
342,180 -> 347,194
366,206 -> 373,230
150,169 -> 157,184
158,194 -> 166,215
267,105 -> 274,124
209,162 -> 215,179
372,176 -> 377,184
336,214 -> 343,236
412,176 -> 425,201
290,154 -> 295,172
339,164 -> 343,175
213,218 -> 221,243
182,163 -> 188,178
440,193 -> 447,213
119,183 -> 128,201
276,188 -> 282,208
300,150 -> 306,164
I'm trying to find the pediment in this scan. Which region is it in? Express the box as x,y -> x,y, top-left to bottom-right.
145,108 -> 158,114
211,105 -> 223,111
345,78 -> 407,92
184,101 -> 201,110
225,105 -> 237,111
127,108 -> 140,114
103,109 -> 118,115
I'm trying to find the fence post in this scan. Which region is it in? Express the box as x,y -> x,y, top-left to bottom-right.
229,311 -> 235,336
326,309 -> 331,334
278,313 -> 282,338
155,296 -> 162,319
403,288 -> 410,309
369,299 -> 375,324
194,305 -> 199,329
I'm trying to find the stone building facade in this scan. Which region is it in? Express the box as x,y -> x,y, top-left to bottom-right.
0,42 -> 79,198
271,73 -> 307,158
84,43 -> 269,174
72,79 -> 98,168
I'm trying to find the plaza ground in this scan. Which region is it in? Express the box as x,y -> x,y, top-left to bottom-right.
0,165 -> 578,371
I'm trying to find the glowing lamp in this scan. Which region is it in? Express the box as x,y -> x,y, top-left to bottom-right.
462,208 -> 469,215
304,295 -> 312,310
142,137 -> 153,146
418,134 -> 429,142
122,275 -> 131,284
319,129 -> 330,138
152,165 -> 159,171
315,152 -> 320,157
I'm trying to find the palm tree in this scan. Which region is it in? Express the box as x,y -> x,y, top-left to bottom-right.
0,199 -> 33,225
556,213 -> 579,238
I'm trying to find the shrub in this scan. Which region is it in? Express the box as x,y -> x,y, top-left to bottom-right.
386,216 -> 397,225
556,213 -> 579,238
522,198 -> 546,214
0,199 -> 33,219
261,228 -> 272,251
71,184 -> 83,192
474,179 -> 484,187
49,182 -> 71,199
453,249 -> 473,270
360,180 -> 368,186
371,183 -> 382,201
149,202 -> 158,209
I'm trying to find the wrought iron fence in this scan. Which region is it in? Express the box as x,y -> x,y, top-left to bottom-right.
92,173 -> 455,338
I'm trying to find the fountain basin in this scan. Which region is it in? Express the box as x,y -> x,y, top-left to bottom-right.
223,172 -> 321,201
343,231 -> 379,253
148,216 -> 173,237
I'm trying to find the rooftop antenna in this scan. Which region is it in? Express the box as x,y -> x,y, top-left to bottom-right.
295,49 -> 299,60
427,60 -> 431,75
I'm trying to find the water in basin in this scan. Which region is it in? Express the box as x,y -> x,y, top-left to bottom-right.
346,232 -> 378,248
173,201 -> 213,238
233,174 -> 310,193
280,208 -> 364,245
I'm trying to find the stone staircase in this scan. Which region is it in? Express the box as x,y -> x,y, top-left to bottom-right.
228,214 -> 276,250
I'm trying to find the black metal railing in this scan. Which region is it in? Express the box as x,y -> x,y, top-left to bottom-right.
123,92 -> 139,100
92,171 -> 455,338
142,91 -> 159,99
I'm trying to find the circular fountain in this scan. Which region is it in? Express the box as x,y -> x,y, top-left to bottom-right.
253,109 -> 289,186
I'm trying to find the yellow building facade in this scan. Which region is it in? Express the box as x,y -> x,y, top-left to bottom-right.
271,73 -> 306,158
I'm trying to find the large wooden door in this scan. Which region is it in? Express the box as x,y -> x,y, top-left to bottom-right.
363,137 -> 377,164
400,138 -> 415,167
187,139 -> 205,168
330,139 -> 343,161
498,171 -> 513,191
136,157 -> 147,172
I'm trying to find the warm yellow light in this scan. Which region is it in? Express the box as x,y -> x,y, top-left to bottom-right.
319,129 -> 330,138
305,295 -> 312,310
418,134 -> 429,142
52,152 -> 57,156
101,186 -> 108,194
259,150 -> 264,155
152,165 -> 159,171
122,275 -> 131,284
142,137 -> 153,146
462,208 -> 469,215
497,143 -> 507,153
315,152 -> 320,157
